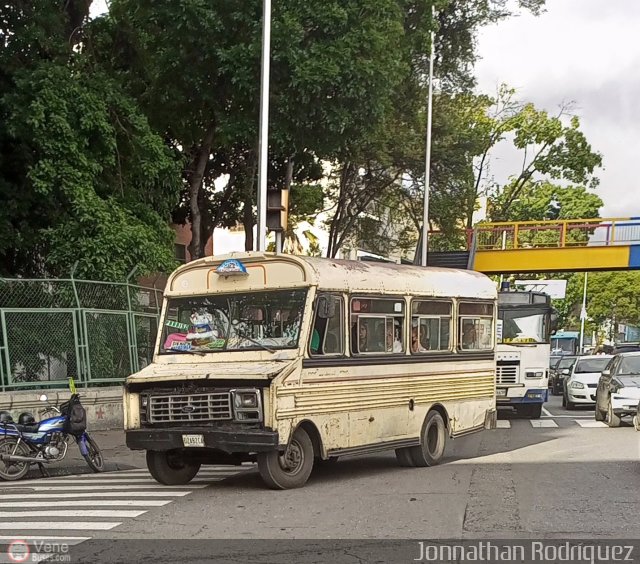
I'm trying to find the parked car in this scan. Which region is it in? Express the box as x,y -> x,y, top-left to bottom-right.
563,355 -> 613,409
549,355 -> 577,396
595,352 -> 640,427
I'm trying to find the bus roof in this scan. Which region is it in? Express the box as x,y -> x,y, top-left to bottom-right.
165,253 -> 497,300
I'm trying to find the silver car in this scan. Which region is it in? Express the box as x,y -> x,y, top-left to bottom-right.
595,352 -> 640,427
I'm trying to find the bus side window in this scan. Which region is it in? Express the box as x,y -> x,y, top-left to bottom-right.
458,302 -> 494,351
310,295 -> 344,356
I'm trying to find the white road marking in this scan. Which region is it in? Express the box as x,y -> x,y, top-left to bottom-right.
0,491 -> 192,500
7,478 -> 224,486
496,420 -> 511,429
0,509 -> 145,518
0,484 -> 208,492
0,500 -> 171,508
575,420 -> 608,428
542,414 -> 594,418
0,522 -> 121,530
530,420 -> 558,428
542,406 -> 553,417
0,536 -> 89,543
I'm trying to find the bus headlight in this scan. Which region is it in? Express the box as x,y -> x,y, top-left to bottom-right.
525,371 -> 545,379
231,389 -> 262,422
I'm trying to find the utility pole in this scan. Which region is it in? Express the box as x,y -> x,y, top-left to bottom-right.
420,6 -> 436,267
255,0 -> 271,252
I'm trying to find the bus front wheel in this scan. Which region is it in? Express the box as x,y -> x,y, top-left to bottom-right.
409,410 -> 447,467
257,427 -> 314,489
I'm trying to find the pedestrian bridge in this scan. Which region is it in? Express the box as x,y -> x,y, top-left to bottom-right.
469,218 -> 640,274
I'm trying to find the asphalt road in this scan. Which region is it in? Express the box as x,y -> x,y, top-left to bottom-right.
6,394 -> 640,562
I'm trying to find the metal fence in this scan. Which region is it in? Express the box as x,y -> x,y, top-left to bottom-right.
0,277 -> 163,391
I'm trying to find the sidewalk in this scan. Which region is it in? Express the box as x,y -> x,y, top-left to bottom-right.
25,429 -> 146,479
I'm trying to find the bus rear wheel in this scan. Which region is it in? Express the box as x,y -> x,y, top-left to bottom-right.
257,427 -> 314,489
409,410 -> 447,467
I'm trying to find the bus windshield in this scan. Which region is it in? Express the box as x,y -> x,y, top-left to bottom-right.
159,289 -> 307,354
499,308 -> 549,344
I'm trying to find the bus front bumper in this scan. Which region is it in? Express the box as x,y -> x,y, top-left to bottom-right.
126,427 -> 279,453
496,388 -> 548,405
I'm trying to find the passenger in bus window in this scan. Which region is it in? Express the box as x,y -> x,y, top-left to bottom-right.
356,322 -> 369,353
386,324 -> 403,353
411,322 -> 428,353
461,321 -> 477,349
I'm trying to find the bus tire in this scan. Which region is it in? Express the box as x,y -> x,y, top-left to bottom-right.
146,450 -> 200,485
395,448 -> 415,467
257,427 -> 314,489
409,410 -> 447,467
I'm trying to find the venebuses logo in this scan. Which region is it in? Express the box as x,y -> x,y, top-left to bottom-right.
7,539 -> 30,563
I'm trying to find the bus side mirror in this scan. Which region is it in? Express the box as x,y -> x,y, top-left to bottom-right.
317,296 -> 336,319
561,369 -> 570,376
550,312 -> 559,333
602,369 -> 611,377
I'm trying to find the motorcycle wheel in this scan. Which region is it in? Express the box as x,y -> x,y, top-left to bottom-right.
0,438 -> 30,481
80,434 -> 104,473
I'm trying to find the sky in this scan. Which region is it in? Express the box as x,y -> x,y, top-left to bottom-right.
474,0 -> 640,218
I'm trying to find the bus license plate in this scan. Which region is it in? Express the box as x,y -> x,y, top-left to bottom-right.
182,434 -> 205,448
496,388 -> 507,397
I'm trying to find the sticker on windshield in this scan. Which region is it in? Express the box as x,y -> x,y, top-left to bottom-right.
169,341 -> 192,352
166,320 -> 190,331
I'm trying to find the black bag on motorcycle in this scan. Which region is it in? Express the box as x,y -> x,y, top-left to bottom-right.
61,394 -> 87,435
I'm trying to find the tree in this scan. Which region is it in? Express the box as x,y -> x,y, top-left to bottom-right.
0,1 -> 181,280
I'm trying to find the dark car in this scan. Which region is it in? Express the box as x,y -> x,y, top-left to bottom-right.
595,352 -> 640,427
549,355 -> 577,396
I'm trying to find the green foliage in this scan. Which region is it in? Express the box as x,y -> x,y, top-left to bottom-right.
0,2 -> 182,280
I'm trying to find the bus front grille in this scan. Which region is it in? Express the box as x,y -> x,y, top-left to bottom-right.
496,365 -> 518,384
148,392 -> 232,423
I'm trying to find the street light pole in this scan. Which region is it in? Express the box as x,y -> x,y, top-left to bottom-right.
420,6 -> 436,267
255,0 -> 272,252
579,272 -> 588,353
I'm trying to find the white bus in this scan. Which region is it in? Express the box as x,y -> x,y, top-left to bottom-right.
123,253 -> 497,489
496,288 -> 554,419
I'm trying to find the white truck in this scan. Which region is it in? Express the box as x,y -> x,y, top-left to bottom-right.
496,288 -> 554,419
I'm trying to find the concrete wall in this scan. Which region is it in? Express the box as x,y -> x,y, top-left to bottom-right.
0,386 -> 123,431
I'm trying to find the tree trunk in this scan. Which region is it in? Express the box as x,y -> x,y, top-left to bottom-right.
188,124 -> 216,260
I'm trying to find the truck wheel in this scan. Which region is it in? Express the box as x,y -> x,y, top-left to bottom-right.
146,450 -> 200,485
257,426 -> 314,489
409,410 -> 447,467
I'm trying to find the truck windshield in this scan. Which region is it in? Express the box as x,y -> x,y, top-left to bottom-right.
159,289 -> 307,354
499,309 -> 549,344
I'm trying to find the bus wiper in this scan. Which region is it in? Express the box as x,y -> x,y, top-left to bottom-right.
238,335 -> 277,354
165,349 -> 207,357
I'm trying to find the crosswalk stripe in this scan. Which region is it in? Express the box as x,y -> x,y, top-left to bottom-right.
0,484 -> 208,492
0,509 -> 146,518
575,420 -> 608,428
0,522 -> 121,530
0,536 -> 89,543
0,491 -> 192,500
0,500 -> 170,508
496,420 -> 511,429
5,478 -> 227,486
530,420 -> 558,428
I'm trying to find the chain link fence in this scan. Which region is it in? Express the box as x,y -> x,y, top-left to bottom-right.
0,277 -> 163,391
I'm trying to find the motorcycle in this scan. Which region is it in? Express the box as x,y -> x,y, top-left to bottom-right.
0,378 -> 104,480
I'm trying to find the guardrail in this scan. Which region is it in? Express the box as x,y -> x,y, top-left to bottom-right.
474,218 -> 640,251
